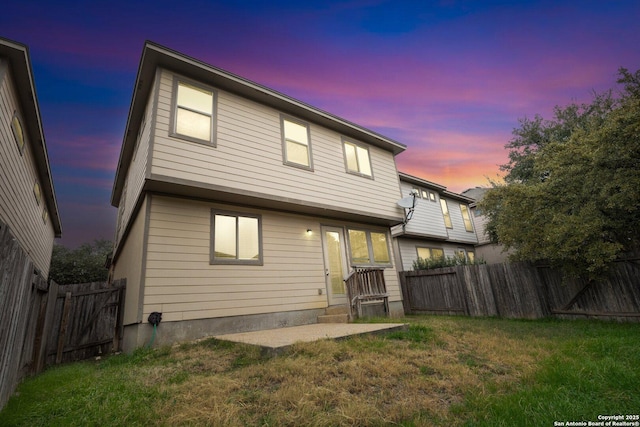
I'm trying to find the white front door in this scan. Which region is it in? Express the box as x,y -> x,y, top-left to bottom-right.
321,226 -> 349,306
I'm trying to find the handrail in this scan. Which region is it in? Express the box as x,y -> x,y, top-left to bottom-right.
344,267 -> 389,319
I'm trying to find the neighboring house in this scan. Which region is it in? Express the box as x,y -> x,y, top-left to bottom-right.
109,42 -> 408,350
461,186 -> 511,264
0,38 -> 62,277
392,172 -> 477,271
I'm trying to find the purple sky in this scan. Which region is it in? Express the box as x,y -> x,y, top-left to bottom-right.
1,0 -> 638,247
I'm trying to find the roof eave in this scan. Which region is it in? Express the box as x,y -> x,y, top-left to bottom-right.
111,41 -> 407,206
398,171 -> 447,191
0,38 -> 62,236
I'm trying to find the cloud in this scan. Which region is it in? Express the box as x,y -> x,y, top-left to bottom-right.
396,129 -> 509,192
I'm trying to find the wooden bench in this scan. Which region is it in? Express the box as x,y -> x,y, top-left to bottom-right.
344,267 -> 390,319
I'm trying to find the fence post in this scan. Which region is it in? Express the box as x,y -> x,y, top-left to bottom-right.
113,279 -> 126,352
398,272 -> 411,314
55,291 -> 73,364
32,281 -> 59,373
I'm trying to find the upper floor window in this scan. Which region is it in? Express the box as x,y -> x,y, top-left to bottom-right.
33,181 -> 41,205
343,139 -> 372,178
415,188 -> 436,202
11,111 -> 25,155
172,79 -> 216,145
281,116 -> 312,169
347,229 -> 391,266
211,210 -> 262,265
460,205 -> 474,232
440,199 -> 452,228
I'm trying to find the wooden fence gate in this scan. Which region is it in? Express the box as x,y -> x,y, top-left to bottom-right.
0,219 -> 126,409
43,280 -> 126,367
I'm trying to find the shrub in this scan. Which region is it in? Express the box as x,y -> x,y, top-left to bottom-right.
412,254 -> 485,271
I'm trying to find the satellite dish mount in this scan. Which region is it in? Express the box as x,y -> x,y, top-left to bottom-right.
396,190 -> 418,228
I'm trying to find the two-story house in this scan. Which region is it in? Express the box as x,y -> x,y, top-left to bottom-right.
110,42 -> 407,350
392,172 -> 477,271
0,38 -> 62,278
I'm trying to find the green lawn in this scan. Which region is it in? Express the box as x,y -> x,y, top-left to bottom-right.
1,316 -> 638,426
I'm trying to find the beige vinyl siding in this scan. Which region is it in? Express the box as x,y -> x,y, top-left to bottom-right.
112,196 -> 148,325
395,237 -> 476,271
397,182 -> 448,238
115,79 -> 155,246
150,69 -> 402,221
443,197 -> 478,244
0,59 -> 55,276
142,195 -> 401,322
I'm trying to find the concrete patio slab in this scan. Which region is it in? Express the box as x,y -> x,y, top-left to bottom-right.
214,323 -> 409,356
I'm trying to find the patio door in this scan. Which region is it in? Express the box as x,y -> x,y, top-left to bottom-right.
321,226 -> 348,306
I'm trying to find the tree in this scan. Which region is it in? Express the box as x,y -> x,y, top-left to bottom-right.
49,239 -> 113,285
481,68 -> 640,279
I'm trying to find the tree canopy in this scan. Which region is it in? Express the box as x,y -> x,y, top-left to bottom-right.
49,239 -> 112,285
480,68 -> 640,279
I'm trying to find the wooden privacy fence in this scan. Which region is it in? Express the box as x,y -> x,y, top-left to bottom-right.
400,261 -> 640,321
0,220 -> 125,409
0,221 -> 47,409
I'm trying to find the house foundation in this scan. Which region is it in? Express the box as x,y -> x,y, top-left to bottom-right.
123,301 -> 405,351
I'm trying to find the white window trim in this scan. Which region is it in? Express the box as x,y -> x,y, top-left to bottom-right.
170,77 -> 217,146
440,199 -> 453,229
342,138 -> 374,179
460,204 -> 474,232
346,228 -> 392,267
280,115 -> 314,171
416,246 -> 445,260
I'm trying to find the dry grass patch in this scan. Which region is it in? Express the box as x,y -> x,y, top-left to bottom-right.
156,318 -> 547,426
5,316 -> 636,426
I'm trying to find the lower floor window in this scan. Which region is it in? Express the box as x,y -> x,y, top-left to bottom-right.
467,251 -> 475,263
347,229 -> 391,266
456,248 -> 476,262
211,210 -> 262,265
416,247 -> 444,260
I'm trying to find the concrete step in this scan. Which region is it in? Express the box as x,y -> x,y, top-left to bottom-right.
324,305 -> 349,316
317,313 -> 349,324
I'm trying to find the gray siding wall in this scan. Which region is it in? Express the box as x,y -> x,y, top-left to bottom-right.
0,59 -> 55,276
471,207 -> 491,244
396,181 -> 477,245
396,181 -> 448,238
396,237 -> 477,271
141,195 -> 402,323
443,196 -> 478,244
150,69 -> 403,221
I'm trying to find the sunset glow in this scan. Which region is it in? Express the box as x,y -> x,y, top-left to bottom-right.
1,0 -> 637,246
